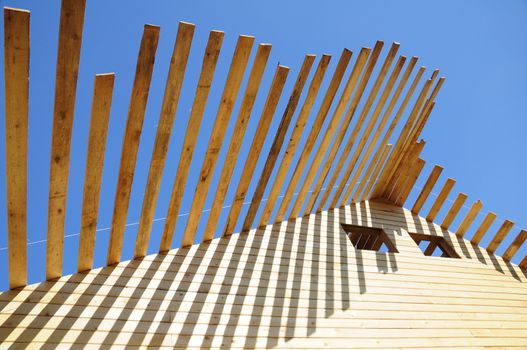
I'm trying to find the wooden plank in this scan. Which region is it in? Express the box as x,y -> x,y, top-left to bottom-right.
348,56 -> 418,204
455,200 -> 483,238
257,55 -> 331,227
440,192 -> 468,230
240,55 -> 315,233
288,48 -> 371,217
387,140 -> 424,203
411,165 -> 443,215
3,7 -> 29,289
471,212 -> 497,245
502,229 -> 527,262
354,63 -> 425,202
106,25 -> 160,266
77,74 -> 115,272
519,254 -> 527,270
222,65 -> 289,236
395,158 -> 426,206
486,219 -> 514,254
159,30 -> 224,252
314,41 -> 384,212
330,43 -> 406,207
181,35 -> 254,247
201,43 -> 272,242
425,178 -> 455,222
134,22 -> 195,258
302,47 -> 373,213
359,144 -> 392,201
274,48 -> 352,222
46,0 -> 87,280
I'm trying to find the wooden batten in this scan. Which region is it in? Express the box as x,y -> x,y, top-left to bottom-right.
201,44 -> 272,242
258,55 -> 331,227
274,48 -> 352,223
440,192 -> 468,230
290,48 -> 371,218
134,22 -> 195,258
181,35 -> 254,247
107,25 -> 160,266
46,0 -> 87,280
486,219 -> 514,254
502,229 -> 527,262
159,30 -> 224,253
425,178 -> 456,222
471,212 -> 498,245
315,41 -> 384,212
411,165 -> 444,215
77,74 -> 115,272
241,55 -> 315,233
222,65 -> 289,236
455,200 -> 483,238
4,7 -> 29,289
359,143 -> 392,201
395,158 -> 426,206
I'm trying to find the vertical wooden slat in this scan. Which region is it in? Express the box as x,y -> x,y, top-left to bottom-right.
486,219 -> 514,254
46,0 -> 87,280
133,22 -> 195,258
274,48 -> 352,223
470,212 -> 497,245
439,192 -> 468,230
425,178 -> 455,222
315,41 -> 385,212
77,74 -> 115,272
386,140 -> 425,202
258,55 -> 331,227
395,158 -> 426,206
519,255 -> 527,270
159,30 -> 224,253
4,7 -> 29,289
347,56 -> 418,205
222,65 -> 289,236
289,48 -> 370,217
411,165 -> 443,215
241,55 -> 315,233
181,35 -> 254,247
502,229 -> 527,262
455,200 -> 483,238
353,64 -> 425,203
334,47 -> 404,207
106,25 -> 160,266
359,144 -> 392,202
201,44 -> 272,242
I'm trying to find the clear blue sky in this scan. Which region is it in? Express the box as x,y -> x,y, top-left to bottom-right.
0,0 -> 526,290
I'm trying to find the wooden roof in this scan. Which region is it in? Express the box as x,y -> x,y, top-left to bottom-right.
2,1 -> 526,290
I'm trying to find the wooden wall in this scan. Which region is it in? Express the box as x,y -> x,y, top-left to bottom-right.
1,200 -> 526,349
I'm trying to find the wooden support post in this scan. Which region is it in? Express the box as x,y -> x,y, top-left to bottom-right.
46,0 -> 87,280
77,74 -> 114,272
107,25 -> 160,266
4,7 -> 29,289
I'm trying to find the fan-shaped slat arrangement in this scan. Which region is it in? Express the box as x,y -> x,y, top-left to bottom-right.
2,0 -> 526,290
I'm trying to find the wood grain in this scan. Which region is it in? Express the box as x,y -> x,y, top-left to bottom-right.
486,220 -> 514,254
455,200 -> 483,238
425,178 -> 455,222
107,25 -> 160,266
46,0 -> 87,280
77,74 -> 115,272
3,7 -> 29,289
359,144 -> 392,201
502,229 -> 527,262
439,192 -> 468,230
471,212 -> 497,245
411,165 -> 443,215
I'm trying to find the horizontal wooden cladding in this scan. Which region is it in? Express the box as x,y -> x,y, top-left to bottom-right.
3,7 -> 29,289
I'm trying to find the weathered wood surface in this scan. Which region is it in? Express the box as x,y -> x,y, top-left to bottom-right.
2,201 -> 526,349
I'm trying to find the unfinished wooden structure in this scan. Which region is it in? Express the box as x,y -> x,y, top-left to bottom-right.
2,1 -> 527,348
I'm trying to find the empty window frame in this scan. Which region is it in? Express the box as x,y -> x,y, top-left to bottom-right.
341,224 -> 398,253
409,232 -> 460,258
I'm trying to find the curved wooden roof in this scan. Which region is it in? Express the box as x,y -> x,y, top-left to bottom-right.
2,1 -> 525,290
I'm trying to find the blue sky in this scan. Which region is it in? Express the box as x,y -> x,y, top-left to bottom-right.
0,0 -> 526,290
